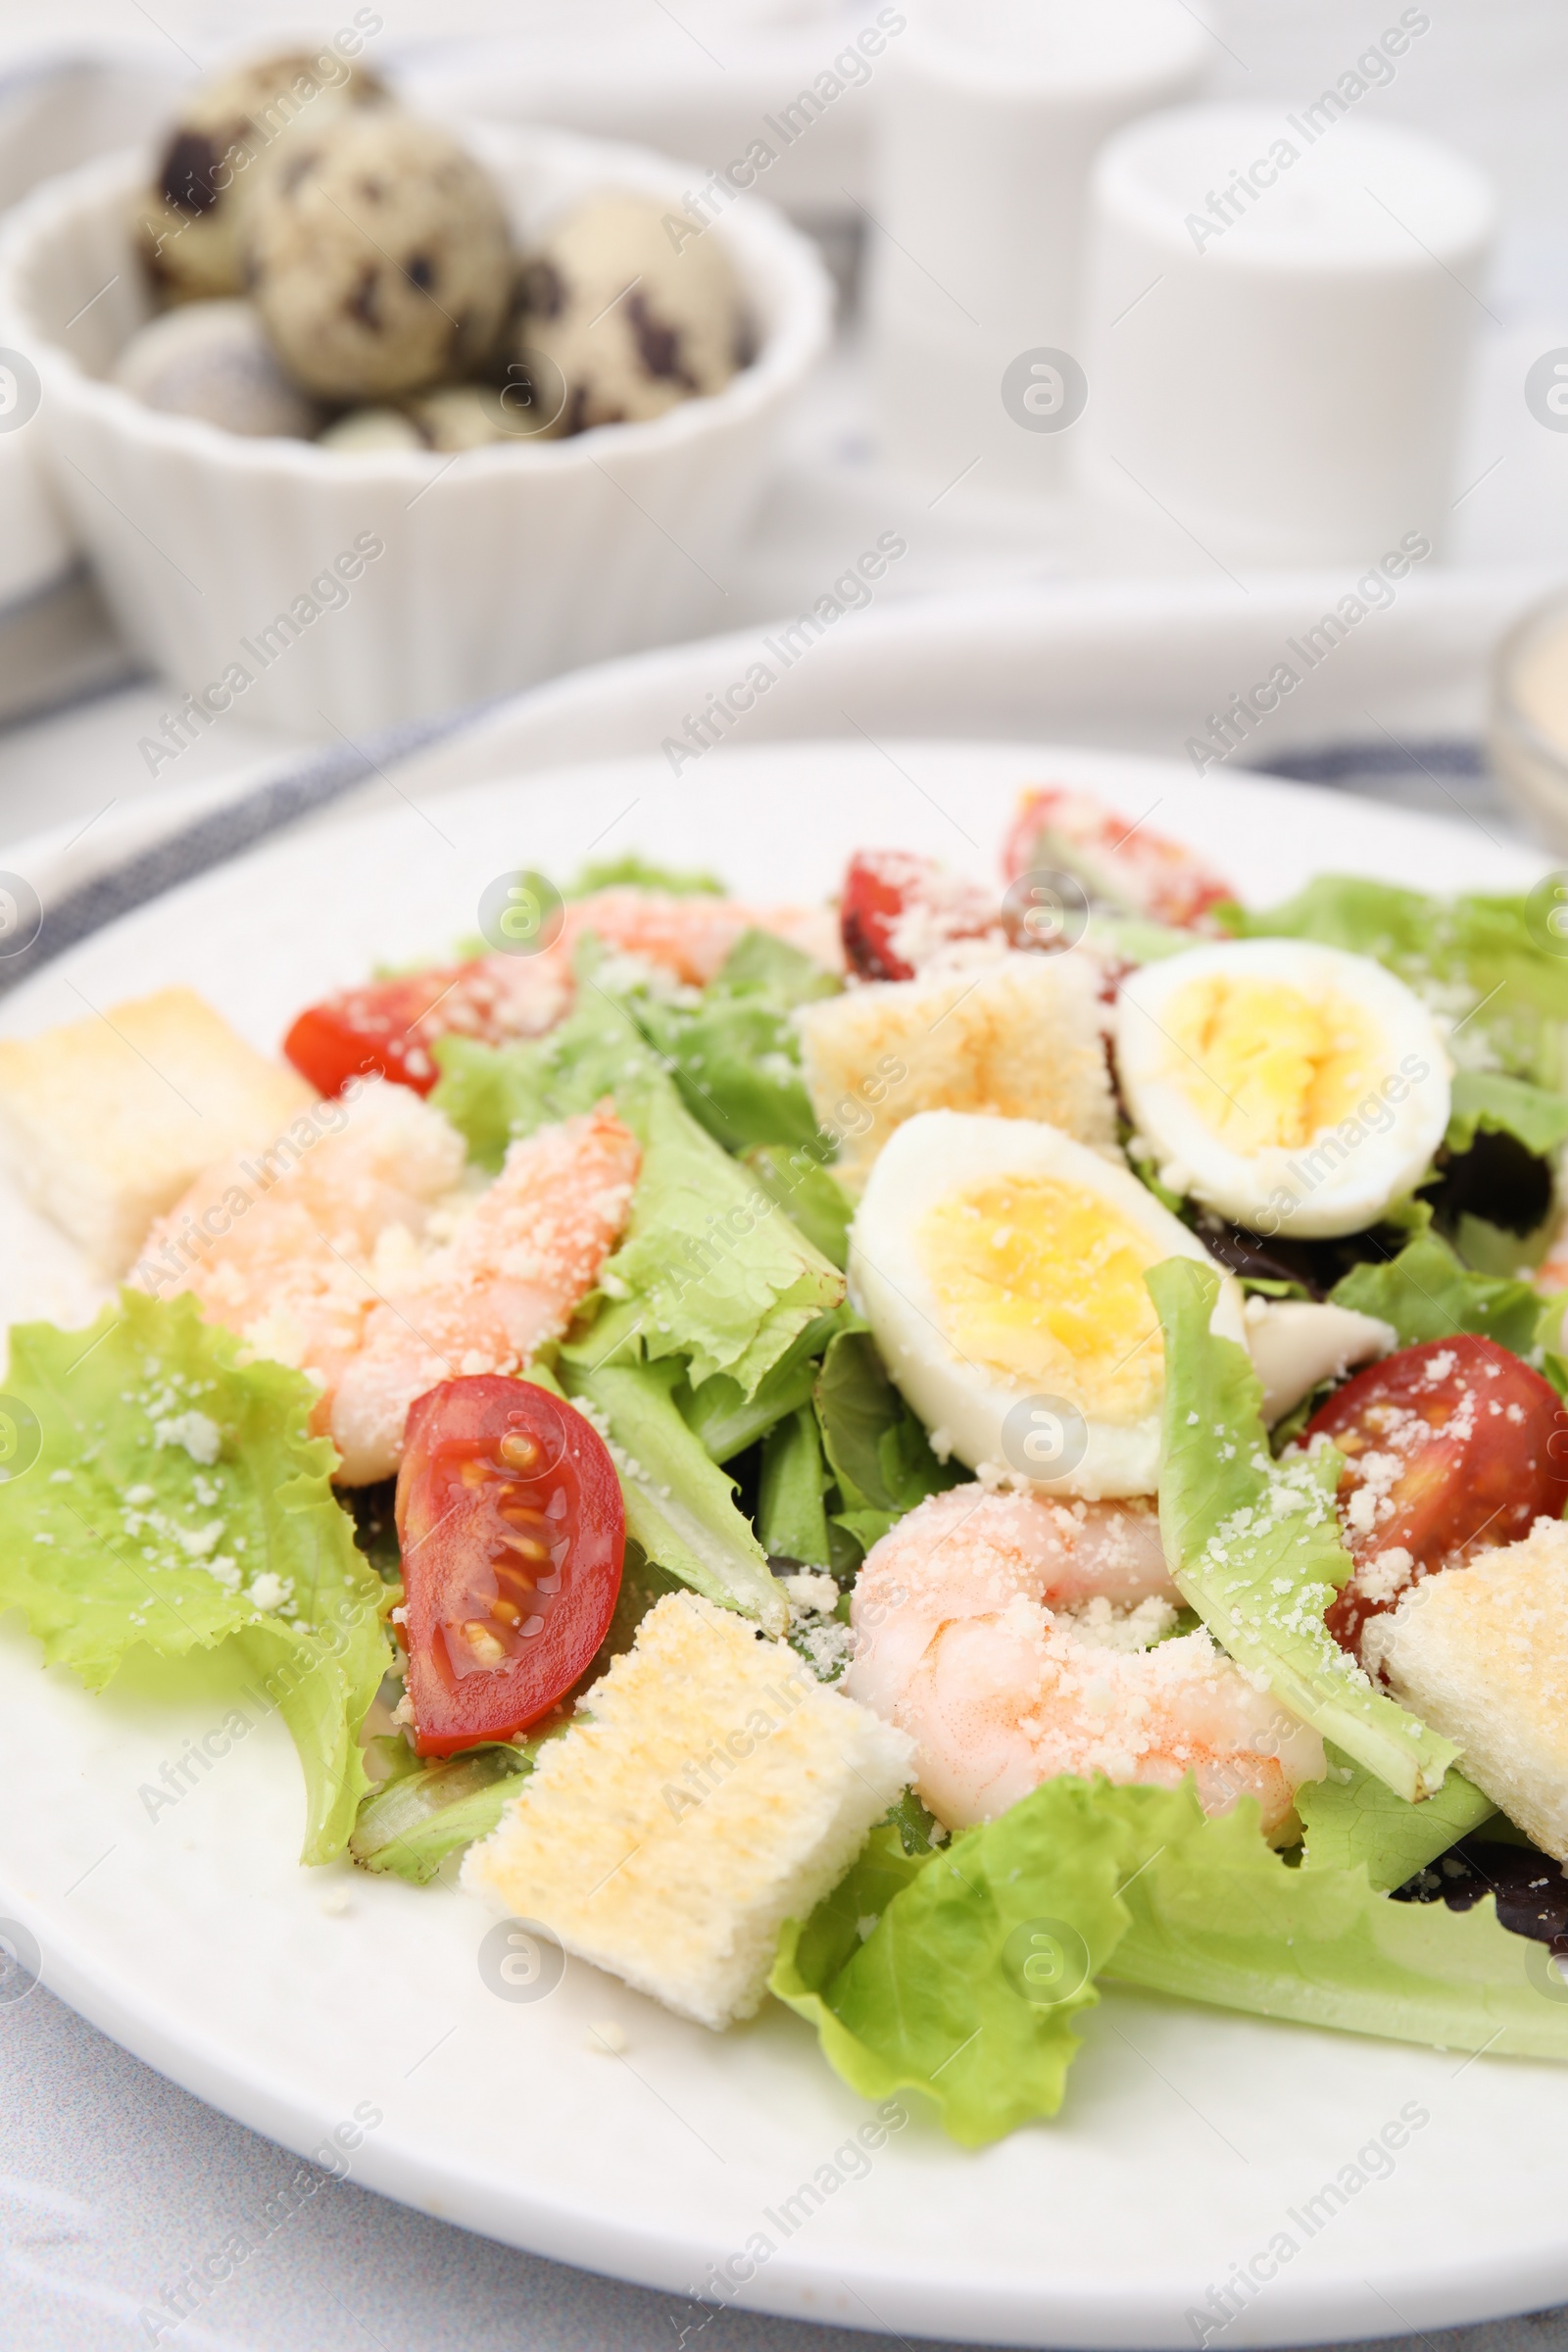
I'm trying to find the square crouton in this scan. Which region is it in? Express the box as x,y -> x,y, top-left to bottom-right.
796,949 -> 1116,1192
462,1592 -> 914,2028
1365,1517 -> 1568,1861
0,986 -> 317,1274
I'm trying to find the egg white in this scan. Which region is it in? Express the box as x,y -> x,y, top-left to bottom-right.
849,1109 -> 1247,1500
1114,938 -> 1451,1241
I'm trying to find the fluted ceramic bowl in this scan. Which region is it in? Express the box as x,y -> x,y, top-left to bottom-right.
0,121 -> 833,733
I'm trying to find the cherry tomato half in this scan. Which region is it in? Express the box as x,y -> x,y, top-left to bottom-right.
393,1376 -> 624,1755
285,963 -> 484,1097
1303,1335 -> 1568,1658
839,850 -> 1004,981
283,956 -> 568,1098
1002,785 -> 1233,929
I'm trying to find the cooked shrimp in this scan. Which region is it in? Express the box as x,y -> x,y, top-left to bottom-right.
557,887 -> 842,986
845,1486 -> 1324,1837
137,1084 -> 639,1486
134,1078 -> 466,1402
328,1102 -> 639,1483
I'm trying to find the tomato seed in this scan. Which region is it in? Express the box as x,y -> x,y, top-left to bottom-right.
502,1532 -> 551,1562
499,1499 -> 548,1528
462,1620 -> 508,1666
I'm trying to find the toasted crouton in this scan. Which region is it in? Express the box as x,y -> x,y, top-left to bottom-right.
462,1592 -> 914,2029
796,949 -> 1115,1192
0,987 -> 316,1274
1365,1517 -> 1568,1861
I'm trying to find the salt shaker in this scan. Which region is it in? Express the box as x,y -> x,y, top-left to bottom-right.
1078,103 -> 1497,569
865,0 -> 1209,504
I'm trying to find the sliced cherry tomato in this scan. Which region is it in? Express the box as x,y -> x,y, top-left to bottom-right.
1303,1335 -> 1568,1659
1002,785 -> 1234,930
839,849 -> 1001,981
394,1375 -> 624,1755
283,956 -> 566,1098
284,964 -> 477,1096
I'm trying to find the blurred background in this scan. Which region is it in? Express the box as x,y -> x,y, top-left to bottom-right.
0,0 -> 1566,854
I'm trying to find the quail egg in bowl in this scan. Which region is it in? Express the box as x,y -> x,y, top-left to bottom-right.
849,1109 -> 1247,1499
1115,938 -> 1451,1240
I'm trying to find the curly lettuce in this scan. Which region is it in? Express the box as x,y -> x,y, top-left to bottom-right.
434,975 -> 844,1400
0,1292 -> 389,1862
561,1357 -> 787,1634
1298,1745 -> 1495,1889
1227,875 -> 1568,1090
812,1320 -> 961,1555
572,1075 -> 844,1396
1329,1225 -> 1544,1352
1148,1258 -> 1456,1800
776,1778 -> 1568,2145
773,1780 -> 1129,2146
628,929 -> 838,1156
1446,1068 -> 1568,1159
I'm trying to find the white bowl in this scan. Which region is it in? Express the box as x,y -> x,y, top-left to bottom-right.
0,122 -> 833,733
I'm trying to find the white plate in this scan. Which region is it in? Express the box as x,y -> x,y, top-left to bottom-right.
0,741 -> 1559,2352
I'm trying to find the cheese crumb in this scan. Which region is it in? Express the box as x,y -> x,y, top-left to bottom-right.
153,1410 -> 221,1464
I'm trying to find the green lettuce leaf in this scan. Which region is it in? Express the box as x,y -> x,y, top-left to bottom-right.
631,987 -> 820,1154
1446,1068 -> 1568,1158
1229,876 -> 1568,1089
676,1308 -> 844,1463
1085,912 -> 1200,967
560,1357 -> 787,1635
571,1074 -> 845,1396
566,856 -> 724,898
0,1292 -> 389,1862
437,925 -> 832,1165
430,975 -> 665,1171
718,927 -> 840,1004
1298,1744 -> 1495,1889
771,1781 -> 1132,2147
779,1777 -> 1568,2143
744,1145 -> 855,1271
812,1322 -> 962,1553
350,1742 -> 533,1884
435,985 -> 845,1397
881,1787 -> 945,1856
426,1034 -> 532,1170
1329,1226 -> 1544,1352
1149,1258 -> 1456,1800
606,928 -> 836,1156
758,1404 -> 833,1566
1104,1783 -> 1568,2059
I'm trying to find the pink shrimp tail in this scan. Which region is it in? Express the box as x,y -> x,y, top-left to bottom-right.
328,1102 -> 640,1484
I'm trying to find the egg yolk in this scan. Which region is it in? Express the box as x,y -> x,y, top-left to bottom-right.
1163,974 -> 1381,1152
918,1175 -> 1163,1423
